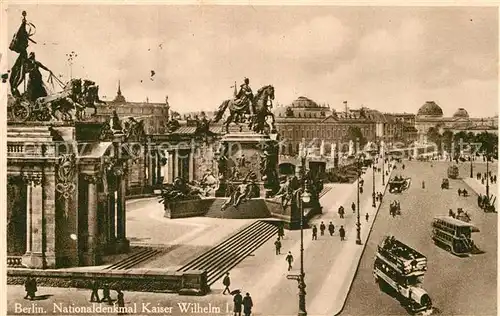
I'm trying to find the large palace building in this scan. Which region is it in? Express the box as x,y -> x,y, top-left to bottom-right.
273,97 -> 417,156
415,101 -> 498,143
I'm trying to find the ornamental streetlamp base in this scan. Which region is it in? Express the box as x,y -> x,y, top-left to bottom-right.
356,239 -> 362,245
298,311 -> 307,316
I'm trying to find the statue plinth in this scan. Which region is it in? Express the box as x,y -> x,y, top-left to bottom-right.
215,131 -> 279,198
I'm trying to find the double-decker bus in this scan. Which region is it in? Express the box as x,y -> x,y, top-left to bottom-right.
373,236 -> 432,314
431,216 -> 479,256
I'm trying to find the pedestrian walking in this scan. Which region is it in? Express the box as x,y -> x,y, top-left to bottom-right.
312,225 -> 318,240
458,188 -> 462,196
278,224 -> 285,239
338,206 -> 345,219
286,251 -> 294,271
328,222 -> 335,236
351,202 -> 356,213
223,272 -> 231,295
274,238 -> 281,255
242,293 -> 253,316
233,291 -> 243,316
101,283 -> 112,304
339,226 -> 346,241
319,222 -> 326,236
422,180 -> 425,189
365,213 -> 369,222
116,289 -> 126,315
90,279 -> 100,302
24,276 -> 37,300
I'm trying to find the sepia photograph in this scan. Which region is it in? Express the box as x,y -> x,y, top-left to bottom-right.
2,2 -> 498,316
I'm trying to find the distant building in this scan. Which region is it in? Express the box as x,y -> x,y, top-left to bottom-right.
415,101 -> 498,143
273,97 -> 409,156
94,81 -> 170,135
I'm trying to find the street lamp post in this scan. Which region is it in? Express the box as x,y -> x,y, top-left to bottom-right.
470,153 -> 474,178
288,146 -> 309,316
382,156 -> 385,186
356,157 -> 362,245
372,159 -> 376,208
486,152 -> 490,199
297,185 -> 310,316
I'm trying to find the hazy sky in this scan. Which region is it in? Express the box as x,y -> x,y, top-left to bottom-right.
6,5 -> 499,117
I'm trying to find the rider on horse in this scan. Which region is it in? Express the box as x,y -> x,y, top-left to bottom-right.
235,78 -> 254,116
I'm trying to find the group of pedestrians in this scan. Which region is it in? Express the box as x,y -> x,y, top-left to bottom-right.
477,171 -> 497,184
223,273 -> 253,316
310,221 -> 345,241
89,280 -> 125,311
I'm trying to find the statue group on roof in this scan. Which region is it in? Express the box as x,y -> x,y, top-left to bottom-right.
8,11 -> 104,122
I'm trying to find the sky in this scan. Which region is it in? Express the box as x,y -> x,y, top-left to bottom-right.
5,5 -> 499,117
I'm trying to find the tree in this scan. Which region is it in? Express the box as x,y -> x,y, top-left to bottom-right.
426,126 -> 441,148
475,132 -> 498,156
347,126 -> 367,147
441,130 -> 454,153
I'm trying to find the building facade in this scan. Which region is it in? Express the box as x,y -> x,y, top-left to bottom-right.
273,97 -> 408,156
415,101 -> 498,143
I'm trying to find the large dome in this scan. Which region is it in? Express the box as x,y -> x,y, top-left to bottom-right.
290,96 -> 319,108
417,101 -> 443,117
453,108 -> 469,118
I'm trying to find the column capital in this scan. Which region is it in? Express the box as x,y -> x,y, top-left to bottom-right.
82,174 -> 100,184
22,172 -> 43,187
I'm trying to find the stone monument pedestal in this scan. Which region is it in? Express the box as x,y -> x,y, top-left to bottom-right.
216,131 -> 279,198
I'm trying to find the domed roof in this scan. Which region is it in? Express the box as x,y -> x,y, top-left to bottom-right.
453,108 -> 469,118
417,101 -> 443,117
290,96 -> 319,108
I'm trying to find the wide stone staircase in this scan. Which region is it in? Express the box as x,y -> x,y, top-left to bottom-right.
177,220 -> 278,286
204,198 -> 272,219
104,246 -> 165,270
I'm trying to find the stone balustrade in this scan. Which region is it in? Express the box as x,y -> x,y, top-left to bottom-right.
7,256 -> 24,268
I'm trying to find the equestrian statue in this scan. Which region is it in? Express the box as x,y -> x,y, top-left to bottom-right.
212,78 -> 276,134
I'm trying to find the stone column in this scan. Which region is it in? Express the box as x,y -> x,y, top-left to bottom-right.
174,150 -> 179,179
189,151 -> 194,182
22,173 -> 45,269
167,151 -> 174,183
115,169 -> 129,253
147,143 -> 154,188
107,192 -> 116,251
43,171 -> 56,268
156,151 -> 162,184
25,180 -> 33,254
83,174 -> 100,265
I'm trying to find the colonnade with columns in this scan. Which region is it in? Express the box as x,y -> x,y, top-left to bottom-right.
147,145 -> 198,186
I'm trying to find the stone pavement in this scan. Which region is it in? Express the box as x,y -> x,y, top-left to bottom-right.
221,160 -> 394,316
463,177 -> 498,197
311,162 -> 393,316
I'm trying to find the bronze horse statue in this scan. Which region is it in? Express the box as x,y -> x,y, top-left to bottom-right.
35,78 -> 104,121
213,85 -> 276,134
